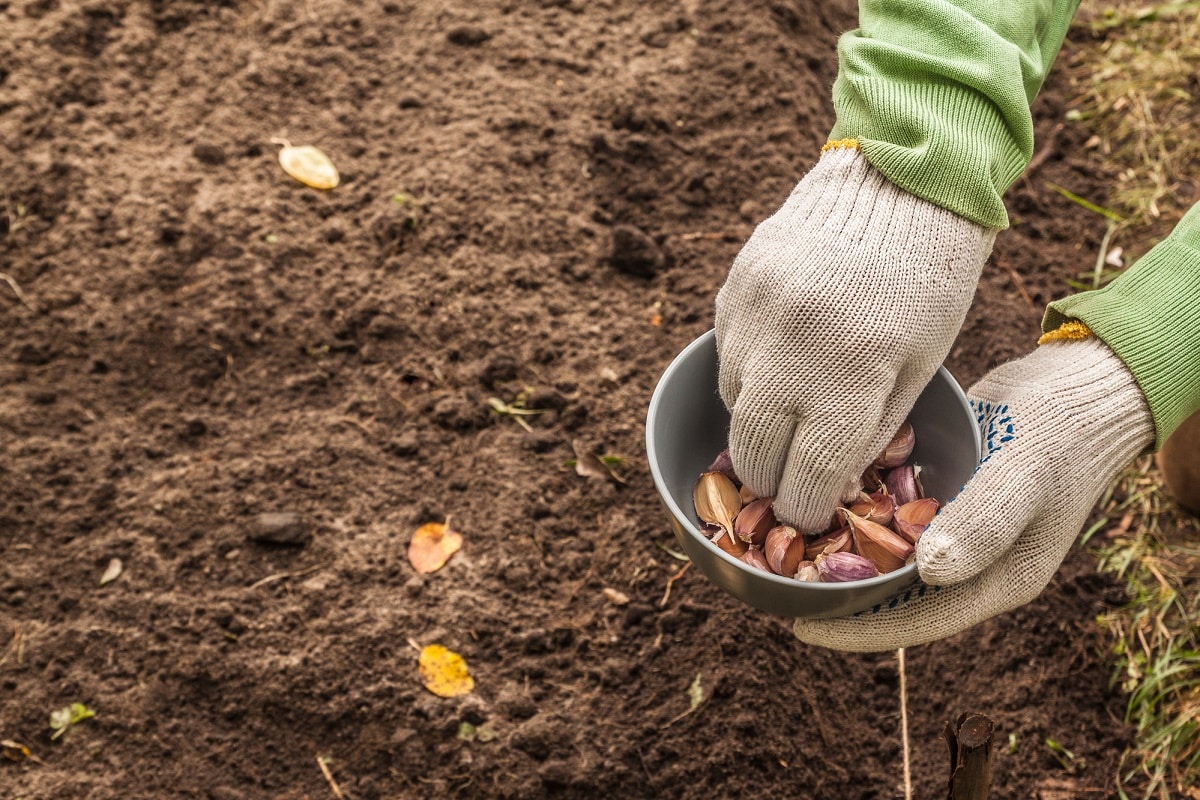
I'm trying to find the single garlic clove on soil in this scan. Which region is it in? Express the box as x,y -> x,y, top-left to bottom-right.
277,143 -> 340,190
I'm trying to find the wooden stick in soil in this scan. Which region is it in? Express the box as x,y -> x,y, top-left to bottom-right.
944,713 -> 995,800
898,648 -> 912,800
317,755 -> 345,800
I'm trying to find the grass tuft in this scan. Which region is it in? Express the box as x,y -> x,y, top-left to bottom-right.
1065,4 -> 1200,795
1083,456 -> 1200,799
1070,1 -> 1200,263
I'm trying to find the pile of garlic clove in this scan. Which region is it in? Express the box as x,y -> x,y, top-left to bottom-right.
692,423 -> 940,583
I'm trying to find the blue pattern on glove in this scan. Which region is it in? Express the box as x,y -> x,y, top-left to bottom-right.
972,399 -> 1015,464
853,581 -> 943,617
846,402 -> 1017,618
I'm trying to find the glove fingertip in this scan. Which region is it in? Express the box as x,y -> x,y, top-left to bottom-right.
915,501 -> 1026,586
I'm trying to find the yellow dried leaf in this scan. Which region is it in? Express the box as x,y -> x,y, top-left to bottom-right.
1,739 -> 32,761
277,143 -> 339,190
418,645 -> 474,697
407,521 -> 463,574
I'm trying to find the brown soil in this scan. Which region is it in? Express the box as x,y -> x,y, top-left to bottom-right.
1,1 -> 1142,798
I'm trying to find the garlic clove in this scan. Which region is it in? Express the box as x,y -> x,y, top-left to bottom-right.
842,509 -> 914,574
739,484 -> 760,504
707,448 -> 741,486
694,471 -> 743,535
734,497 -> 778,545
780,529 -> 808,578
804,526 -> 852,561
847,491 -> 896,526
892,497 -> 939,544
883,465 -> 921,506
711,524 -> 749,557
741,546 -> 771,572
794,560 -> 820,582
861,464 -> 885,493
763,524 -> 797,574
873,422 -> 915,469
815,551 -> 880,582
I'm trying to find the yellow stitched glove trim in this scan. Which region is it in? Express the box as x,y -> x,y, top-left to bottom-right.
1037,319 -> 1093,345
821,138 -> 860,153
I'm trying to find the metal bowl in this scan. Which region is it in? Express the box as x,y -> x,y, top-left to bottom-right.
645,330 -> 981,619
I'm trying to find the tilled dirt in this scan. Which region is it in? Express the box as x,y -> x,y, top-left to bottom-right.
2,1 -> 1142,797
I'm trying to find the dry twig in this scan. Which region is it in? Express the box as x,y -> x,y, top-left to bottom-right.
995,257 -> 1037,311
658,562 -> 692,607
317,755 -> 346,800
0,272 -> 35,312
249,562 -> 328,590
899,647 -> 912,800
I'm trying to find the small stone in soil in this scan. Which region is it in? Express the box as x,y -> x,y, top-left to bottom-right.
447,26 -> 491,46
248,512 -> 312,546
192,142 -> 227,165
609,224 -> 666,277
386,431 -> 421,457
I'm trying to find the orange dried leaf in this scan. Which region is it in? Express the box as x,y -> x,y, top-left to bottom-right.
418,644 -> 475,697
408,521 -> 463,574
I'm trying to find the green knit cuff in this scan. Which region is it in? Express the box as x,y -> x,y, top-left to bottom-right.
1043,203 -> 1200,449
831,77 -> 1026,230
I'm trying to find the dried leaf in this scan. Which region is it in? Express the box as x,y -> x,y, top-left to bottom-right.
418,645 -> 475,698
408,520 -> 463,574
487,396 -> 545,432
276,142 -> 340,190
654,541 -> 690,562
571,440 -> 626,485
601,587 -> 630,605
99,558 -> 123,586
1,740 -> 31,762
663,672 -> 706,728
687,673 -> 704,711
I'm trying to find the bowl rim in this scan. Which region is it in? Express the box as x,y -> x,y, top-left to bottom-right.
645,329 -> 979,593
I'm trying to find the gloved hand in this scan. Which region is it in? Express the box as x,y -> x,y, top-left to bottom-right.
716,143 -> 997,533
792,336 -> 1155,652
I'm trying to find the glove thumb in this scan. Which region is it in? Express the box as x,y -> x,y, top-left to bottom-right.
915,431 -> 1040,586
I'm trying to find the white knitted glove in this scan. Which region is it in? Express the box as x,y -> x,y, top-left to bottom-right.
716,144 -> 997,533
792,337 -> 1155,652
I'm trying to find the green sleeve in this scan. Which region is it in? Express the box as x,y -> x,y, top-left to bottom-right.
1043,203 -> 1200,449
830,0 -> 1082,229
